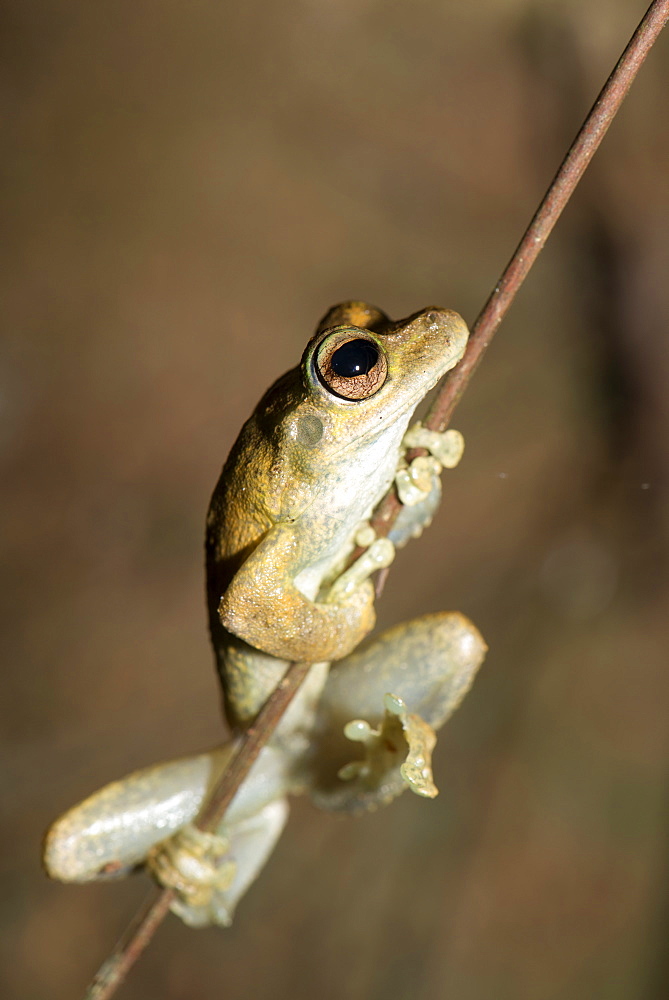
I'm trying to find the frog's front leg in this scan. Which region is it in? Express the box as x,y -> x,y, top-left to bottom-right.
219,522 -> 382,663
391,423 -> 465,544
302,612 -> 486,814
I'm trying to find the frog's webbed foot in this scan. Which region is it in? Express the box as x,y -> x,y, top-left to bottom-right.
340,693 -> 438,800
304,612 -> 486,815
392,423 -> 464,544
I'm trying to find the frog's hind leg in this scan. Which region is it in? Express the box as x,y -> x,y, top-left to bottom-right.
304,612 -> 486,814
45,742 -> 293,927
43,747 -> 235,883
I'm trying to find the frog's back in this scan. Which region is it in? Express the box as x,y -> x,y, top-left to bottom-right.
206,368 -> 303,597
205,369 -> 310,725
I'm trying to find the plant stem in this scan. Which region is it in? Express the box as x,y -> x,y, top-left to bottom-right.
370,0 -> 669,541
84,661 -> 314,1000
82,3 -> 669,997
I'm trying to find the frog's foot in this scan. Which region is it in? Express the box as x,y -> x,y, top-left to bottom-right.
303,612 -> 486,814
325,523 -> 395,605
144,796 -> 289,928
146,825 -> 237,911
339,693 -> 438,800
395,423 -> 464,508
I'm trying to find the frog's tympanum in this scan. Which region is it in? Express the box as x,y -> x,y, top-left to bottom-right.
44,302 -> 487,927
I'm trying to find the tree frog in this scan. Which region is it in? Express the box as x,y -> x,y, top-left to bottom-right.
44,301 -> 486,927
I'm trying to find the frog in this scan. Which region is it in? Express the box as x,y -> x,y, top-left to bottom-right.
43,301 -> 487,927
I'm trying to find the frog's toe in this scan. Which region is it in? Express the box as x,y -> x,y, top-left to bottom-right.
395,456 -> 442,507
402,423 -> 465,469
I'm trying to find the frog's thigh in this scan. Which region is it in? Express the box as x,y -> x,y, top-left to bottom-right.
173,798 -> 289,928
44,748 -> 232,883
321,612 -> 486,728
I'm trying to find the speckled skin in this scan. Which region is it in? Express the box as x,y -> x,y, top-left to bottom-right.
207,301 -> 470,726
44,302 -> 487,928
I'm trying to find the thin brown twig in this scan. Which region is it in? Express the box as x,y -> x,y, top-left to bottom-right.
369,0 -> 669,541
82,3 -> 669,997
84,660 -> 314,1000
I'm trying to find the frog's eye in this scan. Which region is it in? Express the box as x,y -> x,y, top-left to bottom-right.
316,334 -> 388,400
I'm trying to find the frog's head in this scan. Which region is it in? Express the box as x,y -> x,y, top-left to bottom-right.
299,301 -> 469,445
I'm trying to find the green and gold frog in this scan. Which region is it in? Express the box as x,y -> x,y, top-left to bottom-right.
44,302 -> 486,927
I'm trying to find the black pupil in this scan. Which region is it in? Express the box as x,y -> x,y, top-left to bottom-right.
330,339 -> 379,378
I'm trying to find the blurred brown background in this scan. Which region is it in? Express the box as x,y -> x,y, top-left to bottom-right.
3,1 -> 669,998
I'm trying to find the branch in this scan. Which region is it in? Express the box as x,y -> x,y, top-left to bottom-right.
85,662 -> 315,1000
83,3 -> 669,997
369,0 -> 669,540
